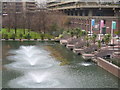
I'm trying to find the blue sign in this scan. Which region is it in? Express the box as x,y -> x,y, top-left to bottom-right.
112,21 -> 116,30
91,19 -> 95,26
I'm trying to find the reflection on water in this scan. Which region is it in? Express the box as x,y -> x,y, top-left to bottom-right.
79,62 -> 93,67
2,41 -> 119,88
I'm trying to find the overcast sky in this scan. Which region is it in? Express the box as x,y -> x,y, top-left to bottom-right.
36,0 -> 46,3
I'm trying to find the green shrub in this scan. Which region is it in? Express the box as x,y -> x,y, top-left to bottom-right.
97,40 -> 101,49
41,34 -> 45,40
19,34 -> 23,39
25,34 -> 31,39
10,33 -> 16,39
3,34 -> 8,39
45,34 -> 52,40
33,34 -> 37,40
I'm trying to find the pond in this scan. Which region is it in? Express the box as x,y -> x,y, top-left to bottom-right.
2,41 -> 119,88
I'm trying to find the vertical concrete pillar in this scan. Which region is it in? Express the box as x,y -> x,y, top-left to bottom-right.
67,10 -> 69,16
82,11 -> 85,16
88,10 -> 92,16
73,10 -> 76,16
77,10 -> 80,16
69,10 -> 72,16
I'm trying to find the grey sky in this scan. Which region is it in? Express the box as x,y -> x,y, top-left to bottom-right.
36,0 -> 46,3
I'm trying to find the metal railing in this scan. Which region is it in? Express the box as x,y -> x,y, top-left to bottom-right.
68,16 -> 119,19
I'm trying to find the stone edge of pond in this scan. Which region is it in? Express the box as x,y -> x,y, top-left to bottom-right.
96,57 -> 120,78
0,39 -> 60,42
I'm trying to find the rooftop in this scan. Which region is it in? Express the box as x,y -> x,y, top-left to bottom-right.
47,0 -> 120,3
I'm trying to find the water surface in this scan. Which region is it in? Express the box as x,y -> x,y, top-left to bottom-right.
2,41 -> 119,88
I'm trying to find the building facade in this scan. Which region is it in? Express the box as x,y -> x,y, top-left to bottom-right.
47,0 -> 120,35
2,1 -> 37,15
2,1 -> 37,29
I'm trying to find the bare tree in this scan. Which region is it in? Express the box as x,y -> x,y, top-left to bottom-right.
2,2 -> 69,36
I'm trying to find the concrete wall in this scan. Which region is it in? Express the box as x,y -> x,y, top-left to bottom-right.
97,57 -> 120,78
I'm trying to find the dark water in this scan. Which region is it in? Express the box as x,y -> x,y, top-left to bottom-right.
2,41 -> 119,88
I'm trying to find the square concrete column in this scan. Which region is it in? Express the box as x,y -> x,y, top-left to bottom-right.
88,10 -> 92,16
77,10 -> 80,16
82,11 -> 85,16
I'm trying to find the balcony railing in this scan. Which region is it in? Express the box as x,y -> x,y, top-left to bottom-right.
47,2 -> 120,10
48,4 -> 119,10
68,16 -> 119,19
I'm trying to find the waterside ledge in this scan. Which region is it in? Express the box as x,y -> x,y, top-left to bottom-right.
97,57 -> 120,78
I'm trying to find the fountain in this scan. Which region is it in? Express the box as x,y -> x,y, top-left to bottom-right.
79,62 -> 93,67
29,72 -> 50,83
3,42 -> 119,88
5,46 -> 54,70
3,43 -> 119,88
5,45 -> 61,88
8,46 -> 52,65
8,72 -> 60,88
8,46 -> 49,56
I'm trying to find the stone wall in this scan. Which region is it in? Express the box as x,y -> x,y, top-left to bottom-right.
97,57 -> 120,78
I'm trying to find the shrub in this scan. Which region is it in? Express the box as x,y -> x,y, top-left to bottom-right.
45,34 -> 53,40
19,34 -> 23,39
41,34 -> 45,40
25,34 -> 31,39
3,34 -> 8,40
10,33 -> 16,40
33,34 -> 37,40
97,40 -> 101,50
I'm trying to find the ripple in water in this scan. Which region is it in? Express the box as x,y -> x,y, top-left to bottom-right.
8,46 -> 49,55
79,62 -> 93,67
7,55 -> 52,63
6,45 -> 60,88
5,62 -> 53,70
8,72 -> 60,88
6,45 -> 53,69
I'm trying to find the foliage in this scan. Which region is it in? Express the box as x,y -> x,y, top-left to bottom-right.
85,35 -> 90,47
41,34 -> 45,40
3,33 -> 8,39
1,28 -> 55,39
97,40 -> 101,50
75,28 -> 82,37
19,34 -> 23,39
61,28 -> 87,38
103,34 -> 111,45
10,33 -> 16,39
114,30 -> 120,35
91,34 -> 97,44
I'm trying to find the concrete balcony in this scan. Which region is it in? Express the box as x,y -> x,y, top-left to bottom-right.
47,1 -> 74,7
48,4 -> 119,10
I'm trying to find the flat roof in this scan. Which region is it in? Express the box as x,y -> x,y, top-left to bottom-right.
48,0 -> 120,2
